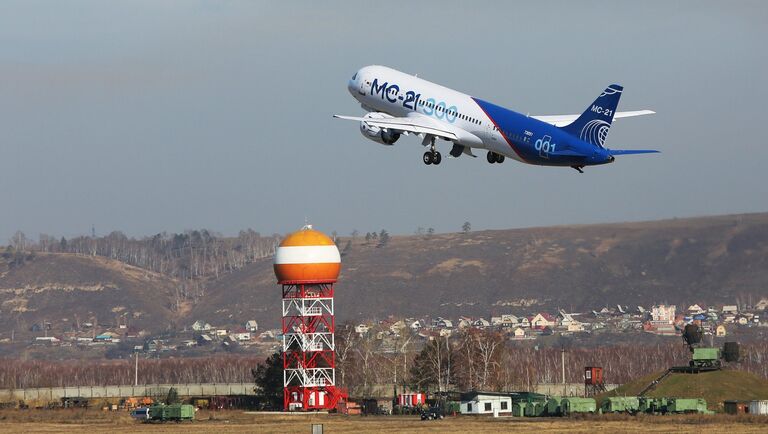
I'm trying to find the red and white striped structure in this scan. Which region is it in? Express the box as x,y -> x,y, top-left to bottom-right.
274,225 -> 346,411
397,393 -> 426,407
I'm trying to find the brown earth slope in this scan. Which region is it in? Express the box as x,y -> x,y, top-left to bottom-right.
0,253 -> 180,334
2,213 -> 767,335
194,213 -> 768,328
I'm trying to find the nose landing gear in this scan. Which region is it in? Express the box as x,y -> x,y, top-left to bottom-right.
423,151 -> 442,165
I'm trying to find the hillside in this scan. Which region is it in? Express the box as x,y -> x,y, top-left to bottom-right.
194,212 -> 768,328
1,212 -> 767,337
603,369 -> 768,409
0,253 -> 181,334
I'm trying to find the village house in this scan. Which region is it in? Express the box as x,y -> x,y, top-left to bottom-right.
687,304 -> 706,314
355,324 -> 370,334
755,299 -> 768,311
651,304 -> 676,325
389,320 -> 407,334
722,305 -> 739,314
567,322 -> 586,332
232,328 -> 251,341
501,314 -> 519,328
409,320 -> 422,331
245,320 -> 259,332
473,318 -> 491,328
434,318 -> 453,329
191,320 -> 213,332
716,324 -> 727,337
457,318 -> 472,329
530,313 -> 556,330
513,327 -> 526,339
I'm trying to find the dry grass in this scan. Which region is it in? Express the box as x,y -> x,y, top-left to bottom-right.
0,410 -> 765,434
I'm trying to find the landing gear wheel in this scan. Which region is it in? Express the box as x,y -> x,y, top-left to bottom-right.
487,151 -> 496,164
497,154 -> 505,163
423,152 -> 433,165
432,151 -> 442,165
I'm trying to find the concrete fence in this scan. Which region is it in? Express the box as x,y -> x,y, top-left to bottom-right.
534,382 -> 619,397
0,383 -> 256,402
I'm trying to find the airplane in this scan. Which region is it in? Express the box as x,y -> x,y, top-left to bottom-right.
335,65 -> 657,173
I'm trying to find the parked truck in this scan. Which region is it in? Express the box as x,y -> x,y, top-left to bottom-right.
132,404 -> 195,423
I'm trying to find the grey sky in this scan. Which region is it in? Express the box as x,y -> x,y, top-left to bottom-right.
1,1 -> 766,242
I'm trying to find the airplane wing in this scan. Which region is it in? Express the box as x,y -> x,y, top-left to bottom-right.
333,114 -> 459,141
532,110 -> 655,127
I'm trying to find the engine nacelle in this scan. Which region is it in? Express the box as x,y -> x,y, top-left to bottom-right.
359,112 -> 400,145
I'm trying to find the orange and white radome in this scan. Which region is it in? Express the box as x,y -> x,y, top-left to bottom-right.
273,226 -> 341,283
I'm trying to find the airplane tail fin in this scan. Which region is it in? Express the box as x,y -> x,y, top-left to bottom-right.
559,84 -> 623,148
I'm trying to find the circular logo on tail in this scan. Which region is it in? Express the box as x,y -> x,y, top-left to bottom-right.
580,119 -> 610,148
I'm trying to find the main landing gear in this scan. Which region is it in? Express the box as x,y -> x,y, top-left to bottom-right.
487,151 -> 505,164
423,135 -> 442,165
571,165 -> 584,173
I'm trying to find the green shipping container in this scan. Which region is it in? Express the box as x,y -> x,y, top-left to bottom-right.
546,397 -> 563,416
524,401 -> 542,417
511,402 -> 525,417
148,404 -> 195,421
601,396 -> 640,413
667,398 -> 711,414
561,398 -> 596,415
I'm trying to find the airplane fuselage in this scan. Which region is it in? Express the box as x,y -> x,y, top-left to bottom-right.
347,65 -> 614,167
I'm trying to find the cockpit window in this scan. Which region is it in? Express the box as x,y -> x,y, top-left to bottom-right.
351,72 -> 357,80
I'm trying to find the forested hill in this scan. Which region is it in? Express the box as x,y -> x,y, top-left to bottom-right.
1,213 -> 767,334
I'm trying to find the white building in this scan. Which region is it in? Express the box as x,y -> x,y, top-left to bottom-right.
245,320 -> 259,332
460,392 -> 512,415
651,305 -> 676,324
501,314 -> 519,328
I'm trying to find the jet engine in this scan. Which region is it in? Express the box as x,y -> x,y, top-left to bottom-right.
359,112 -> 400,145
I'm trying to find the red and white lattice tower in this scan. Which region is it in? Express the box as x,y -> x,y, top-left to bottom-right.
274,225 -> 347,411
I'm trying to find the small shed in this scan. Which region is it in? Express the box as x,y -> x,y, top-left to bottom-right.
724,400 -> 750,414
749,400 -> 768,415
460,392 -> 512,415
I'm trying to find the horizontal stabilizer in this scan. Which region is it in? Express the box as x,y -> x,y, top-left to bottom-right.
608,149 -> 660,156
551,149 -> 589,157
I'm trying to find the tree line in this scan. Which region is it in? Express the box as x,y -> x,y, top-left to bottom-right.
12,229 -> 279,282
2,337 -> 766,391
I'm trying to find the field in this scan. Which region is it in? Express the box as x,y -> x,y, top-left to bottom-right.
0,410 -> 766,433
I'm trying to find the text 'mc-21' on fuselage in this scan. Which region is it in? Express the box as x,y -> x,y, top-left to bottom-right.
335,65 -> 658,173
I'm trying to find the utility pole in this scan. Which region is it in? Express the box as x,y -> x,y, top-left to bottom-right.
561,346 -> 566,396
134,352 -> 139,386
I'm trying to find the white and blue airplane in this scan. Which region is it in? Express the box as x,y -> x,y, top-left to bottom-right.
335,65 -> 657,172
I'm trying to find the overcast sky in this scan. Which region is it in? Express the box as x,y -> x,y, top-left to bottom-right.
1,1 -> 766,242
